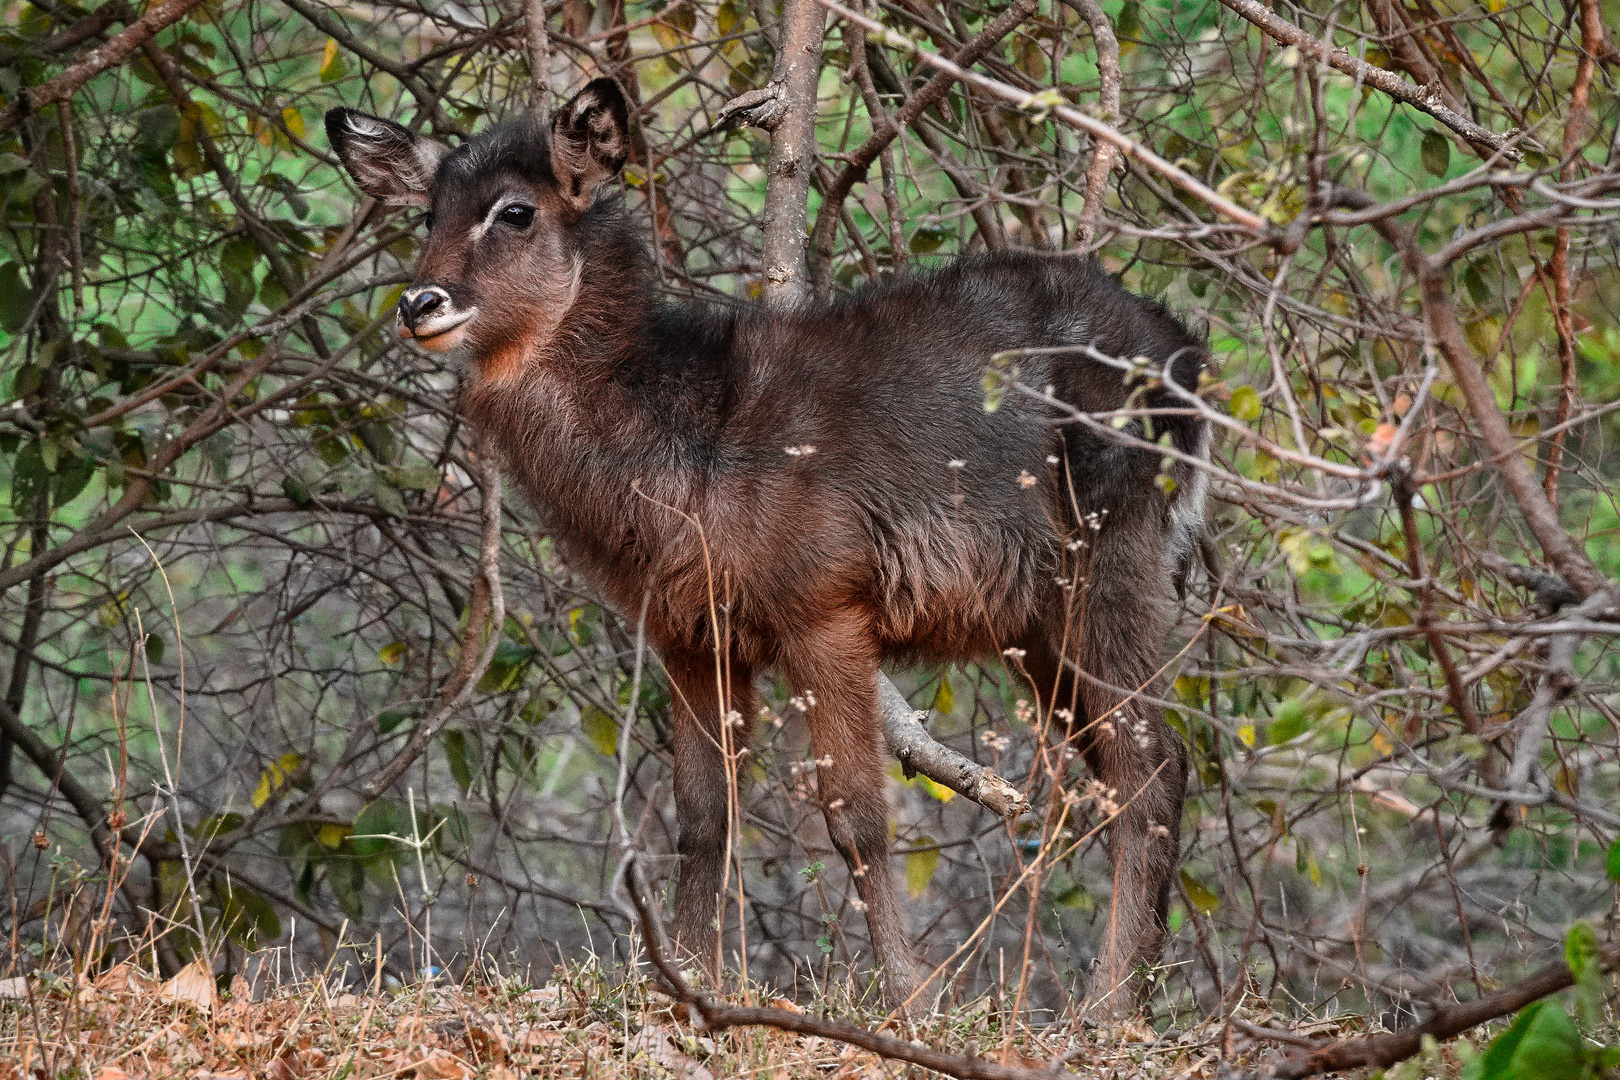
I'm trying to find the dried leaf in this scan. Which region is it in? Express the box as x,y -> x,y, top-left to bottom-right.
161,958 -> 218,1011
625,1026 -> 716,1080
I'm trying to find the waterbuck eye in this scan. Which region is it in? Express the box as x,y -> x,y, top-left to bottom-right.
499,204 -> 535,229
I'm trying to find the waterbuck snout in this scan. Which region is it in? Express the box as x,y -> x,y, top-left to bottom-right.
325,78 -> 626,368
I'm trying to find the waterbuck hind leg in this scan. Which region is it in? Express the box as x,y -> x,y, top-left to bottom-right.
781,629 -> 921,1013
1026,526 -> 1190,1021
664,651 -> 758,985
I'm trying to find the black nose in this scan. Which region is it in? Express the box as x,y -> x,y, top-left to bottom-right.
398,288 -> 446,330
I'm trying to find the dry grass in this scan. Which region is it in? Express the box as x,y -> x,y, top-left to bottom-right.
0,947 -> 1392,1080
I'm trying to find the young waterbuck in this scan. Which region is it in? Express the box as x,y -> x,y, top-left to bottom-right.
327,77 -> 1208,1016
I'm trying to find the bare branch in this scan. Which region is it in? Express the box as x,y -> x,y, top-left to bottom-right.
877,676 -> 1031,819
363,441 -> 505,800
1211,0 -> 1523,161
816,0 -> 1273,234
1249,940 -> 1620,1078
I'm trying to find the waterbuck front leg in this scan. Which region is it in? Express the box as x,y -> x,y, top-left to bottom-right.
780,621 -> 920,1013
664,650 -> 758,984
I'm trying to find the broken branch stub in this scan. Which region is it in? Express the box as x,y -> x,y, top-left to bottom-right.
876,675 -> 1030,819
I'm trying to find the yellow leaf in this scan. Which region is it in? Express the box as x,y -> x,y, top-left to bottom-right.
251,752 -> 302,809
1237,724 -> 1256,748
1229,384 -> 1261,422
281,106 -> 306,140
379,641 -> 407,666
317,824 -> 349,849
916,776 -> 956,804
319,38 -> 345,82
580,706 -> 619,757
932,673 -> 955,715
1180,870 -> 1220,914
905,843 -> 939,898
1307,853 -> 1322,886
1371,730 -> 1394,756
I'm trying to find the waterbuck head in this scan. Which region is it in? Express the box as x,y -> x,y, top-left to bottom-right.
325,79 -> 630,374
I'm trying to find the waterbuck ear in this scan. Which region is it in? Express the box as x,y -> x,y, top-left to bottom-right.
550,78 -> 630,212
325,108 -> 449,208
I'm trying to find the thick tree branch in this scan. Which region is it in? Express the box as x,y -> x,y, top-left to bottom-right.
524,0 -> 552,121
877,676 -> 1030,819
1062,0 -> 1121,245
759,0 -> 827,306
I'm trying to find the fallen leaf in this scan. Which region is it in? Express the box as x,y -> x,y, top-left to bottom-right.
0,976 -> 27,999
161,959 -> 217,1011
92,1068 -> 129,1080
464,1023 -> 509,1064
767,996 -> 803,1013
414,1048 -> 473,1079
625,1026 -> 715,1080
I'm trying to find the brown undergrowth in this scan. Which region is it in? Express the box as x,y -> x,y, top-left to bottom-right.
0,949 -> 1388,1080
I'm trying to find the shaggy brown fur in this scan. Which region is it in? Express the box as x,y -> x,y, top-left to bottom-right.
327,78 -> 1209,1016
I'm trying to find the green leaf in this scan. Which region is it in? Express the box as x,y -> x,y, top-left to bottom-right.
477,637 -> 536,693
1229,384 -> 1261,422
391,465 -> 441,491
909,223 -> 951,254
143,632 -> 165,666
905,843 -> 939,898
1606,835 -> 1620,881
282,474 -> 313,507
10,440 -> 44,512
0,263 -> 29,332
378,708 -> 416,735
1269,697 -> 1309,744
1475,999 -> 1583,1080
1180,870 -> 1220,913
213,878 -> 280,950
190,813 -> 243,842
581,705 -> 619,757
1565,922 -> 1603,1031
374,482 -> 407,519
318,37 -> 347,82
442,729 -> 478,795
1421,131 -> 1451,177
350,799 -> 406,862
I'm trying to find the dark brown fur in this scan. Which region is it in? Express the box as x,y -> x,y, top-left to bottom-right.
327,79 -> 1208,1016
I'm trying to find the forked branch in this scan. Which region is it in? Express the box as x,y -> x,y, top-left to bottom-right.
363,442 -> 505,800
